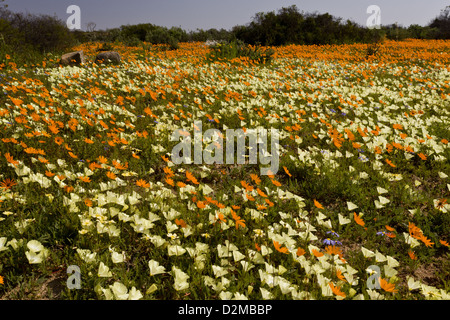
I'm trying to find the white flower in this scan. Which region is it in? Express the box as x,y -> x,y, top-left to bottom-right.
25,250 -> 44,264
77,249 -> 97,263
98,262 -> 112,277
172,266 -> 189,291
110,282 -> 129,300
212,265 -> 228,277
167,244 -> 186,256
167,232 -> 178,240
148,259 -> 166,276
0,237 -> 8,252
253,229 -> 265,237
25,240 -> 48,264
110,248 -> 125,263
128,287 -> 143,300
260,288 -> 274,300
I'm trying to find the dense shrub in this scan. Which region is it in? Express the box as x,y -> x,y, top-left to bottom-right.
113,23 -> 188,49
188,28 -> 233,42
72,5 -> 450,50
429,6 -> 450,39
230,5 -> 450,46
0,8 -> 74,53
206,39 -> 275,64
0,7 -> 75,66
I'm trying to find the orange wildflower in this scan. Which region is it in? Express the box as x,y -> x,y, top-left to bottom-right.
215,212 -> 226,223
408,250 -> 417,260
325,245 -> 343,256
353,212 -> 365,228
235,219 -> 246,229
240,180 -> 253,191
186,171 -> 199,184
0,178 -> 17,190
417,153 -> 427,160
313,199 -> 324,209
283,166 -> 292,177
250,173 -> 261,185
256,188 -> 267,198
163,167 -> 174,177
97,155 -> 108,164
136,179 -> 150,188
79,176 -> 91,183
296,247 -> 306,257
385,159 -> 396,167
196,201 -> 206,209
379,278 -> 398,293
245,193 -> 255,201
329,282 -> 346,298
84,198 -> 93,207
336,269 -> 347,282
439,240 -> 449,247
68,152 -> 78,159
273,241 -> 289,254
419,235 -> 434,248
271,179 -> 282,187
175,218 -> 187,228
4,153 -> 19,167
177,181 -> 186,188
54,137 -> 64,145
106,171 -> 117,180
312,249 -> 324,257
45,171 -> 55,177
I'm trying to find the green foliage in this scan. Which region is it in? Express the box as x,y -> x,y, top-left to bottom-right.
429,6 -> 450,39
206,40 -> 275,64
67,5 -> 450,50
113,24 -> 184,49
188,28 -> 232,42
231,6 -> 378,46
97,42 -> 114,52
231,5 -> 450,46
0,8 -> 75,66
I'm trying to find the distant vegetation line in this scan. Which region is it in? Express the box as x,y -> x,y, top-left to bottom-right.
0,4 -> 449,65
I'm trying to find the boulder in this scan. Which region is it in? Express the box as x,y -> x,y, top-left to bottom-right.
60,51 -> 85,66
95,51 -> 121,64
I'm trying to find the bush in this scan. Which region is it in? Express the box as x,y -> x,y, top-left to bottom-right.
0,7 -> 75,66
206,39 -> 275,65
145,26 -> 180,49
429,6 -> 450,39
116,23 -> 184,49
0,8 -> 74,53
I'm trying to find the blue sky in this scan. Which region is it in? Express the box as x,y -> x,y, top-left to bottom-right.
4,0 -> 449,31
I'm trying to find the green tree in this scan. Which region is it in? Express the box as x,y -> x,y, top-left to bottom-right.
429,6 -> 450,39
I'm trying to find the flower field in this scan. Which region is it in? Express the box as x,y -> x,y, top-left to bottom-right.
0,39 -> 449,300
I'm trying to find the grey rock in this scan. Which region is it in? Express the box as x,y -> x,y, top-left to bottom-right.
60,51 -> 85,66
95,51 -> 121,64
